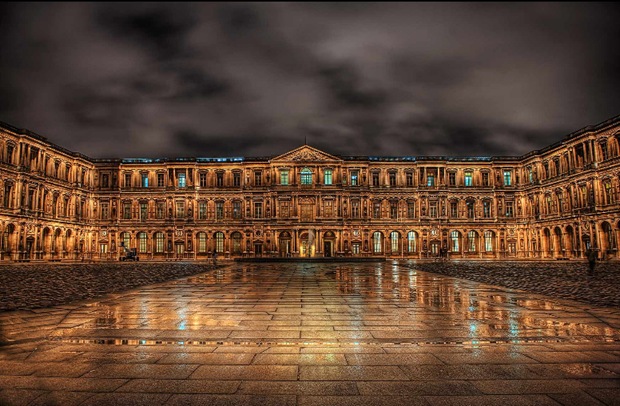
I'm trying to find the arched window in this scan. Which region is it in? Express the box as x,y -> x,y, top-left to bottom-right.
155,232 -> 165,253
198,232 -> 207,253
215,232 -> 224,253
467,231 -> 478,252
484,231 -> 494,252
450,231 -> 460,252
407,231 -> 417,253
301,168 -> 312,185
121,232 -> 131,249
138,232 -> 147,253
373,232 -> 383,254
390,231 -> 399,253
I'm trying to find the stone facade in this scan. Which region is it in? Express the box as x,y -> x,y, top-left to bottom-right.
1,116 -> 619,261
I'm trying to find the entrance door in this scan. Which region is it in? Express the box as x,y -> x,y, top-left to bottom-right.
279,239 -> 290,257
430,241 -> 439,256
324,241 -> 332,257
254,243 -> 263,256
26,237 -> 34,260
175,243 -> 185,259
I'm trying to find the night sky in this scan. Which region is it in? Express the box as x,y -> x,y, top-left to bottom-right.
1,2 -> 618,159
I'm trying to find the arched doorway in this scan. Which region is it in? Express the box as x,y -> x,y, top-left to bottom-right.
553,227 -> 563,258
565,226 -> 575,257
543,228 -> 552,258
279,231 -> 291,257
299,230 -> 316,257
323,231 -> 336,257
601,221 -> 616,259
42,227 -> 52,260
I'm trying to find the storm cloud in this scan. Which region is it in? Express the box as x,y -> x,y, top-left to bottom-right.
0,2 -> 618,159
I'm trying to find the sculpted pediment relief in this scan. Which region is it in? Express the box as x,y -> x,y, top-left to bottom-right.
271,145 -> 341,163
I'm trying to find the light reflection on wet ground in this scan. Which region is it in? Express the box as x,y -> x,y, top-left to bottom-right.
13,262 -> 614,345
1,262 -> 620,405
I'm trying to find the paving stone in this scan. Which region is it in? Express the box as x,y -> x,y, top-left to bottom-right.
0,261 -> 619,405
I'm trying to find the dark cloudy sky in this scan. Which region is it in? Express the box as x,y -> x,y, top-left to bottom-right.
1,2 -> 618,159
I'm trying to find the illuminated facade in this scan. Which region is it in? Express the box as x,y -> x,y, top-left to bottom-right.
1,116 -> 619,262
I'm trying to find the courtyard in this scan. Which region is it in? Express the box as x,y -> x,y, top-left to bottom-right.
0,261 -> 619,405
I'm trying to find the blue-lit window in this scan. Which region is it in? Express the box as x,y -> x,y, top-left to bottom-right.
324,169 -> 332,185
141,174 -> 148,188
178,173 -> 186,188
464,171 -> 473,187
503,170 -> 512,186
280,170 -> 289,185
301,168 -> 312,185
350,171 -> 359,186
427,175 -> 435,187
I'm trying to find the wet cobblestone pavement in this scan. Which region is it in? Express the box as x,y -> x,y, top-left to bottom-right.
0,263 -> 217,311
401,260 -> 620,308
1,261 -> 619,405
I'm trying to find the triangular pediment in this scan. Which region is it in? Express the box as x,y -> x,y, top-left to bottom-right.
271,145 -> 342,163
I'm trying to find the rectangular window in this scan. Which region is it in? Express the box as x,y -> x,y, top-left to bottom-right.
140,203 -> 148,221
372,173 -> 379,186
483,201 -> 491,218
429,201 -> 437,218
233,172 -> 241,187
101,203 -> 109,219
300,204 -> 313,221
100,244 -> 108,254
141,174 -> 148,188
373,201 -> 381,219
216,172 -> 224,187
178,172 -> 186,188
324,169 -> 333,185
464,171 -> 473,187
176,201 -> 185,218
199,173 -> 207,187
254,171 -> 262,186
301,169 -> 312,185
407,202 -> 415,219
449,172 -> 456,186
427,175 -> 435,187
406,172 -> 413,187
123,203 -> 131,219
482,172 -> 489,187
280,201 -> 290,218
254,202 -> 262,218
503,170 -> 512,186
280,170 -> 289,185
323,200 -> 333,217
125,173 -> 132,188
102,174 -> 109,188
450,201 -> 458,218
390,201 -> 398,219
157,173 -> 165,187
389,172 -> 396,187
505,201 -> 514,217
216,201 -> 224,219
351,200 -> 360,218
156,202 -> 165,219
233,201 -> 242,219
350,171 -> 359,186
199,202 -> 207,220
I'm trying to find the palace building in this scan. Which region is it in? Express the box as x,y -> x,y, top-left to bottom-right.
1,115 -> 619,262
